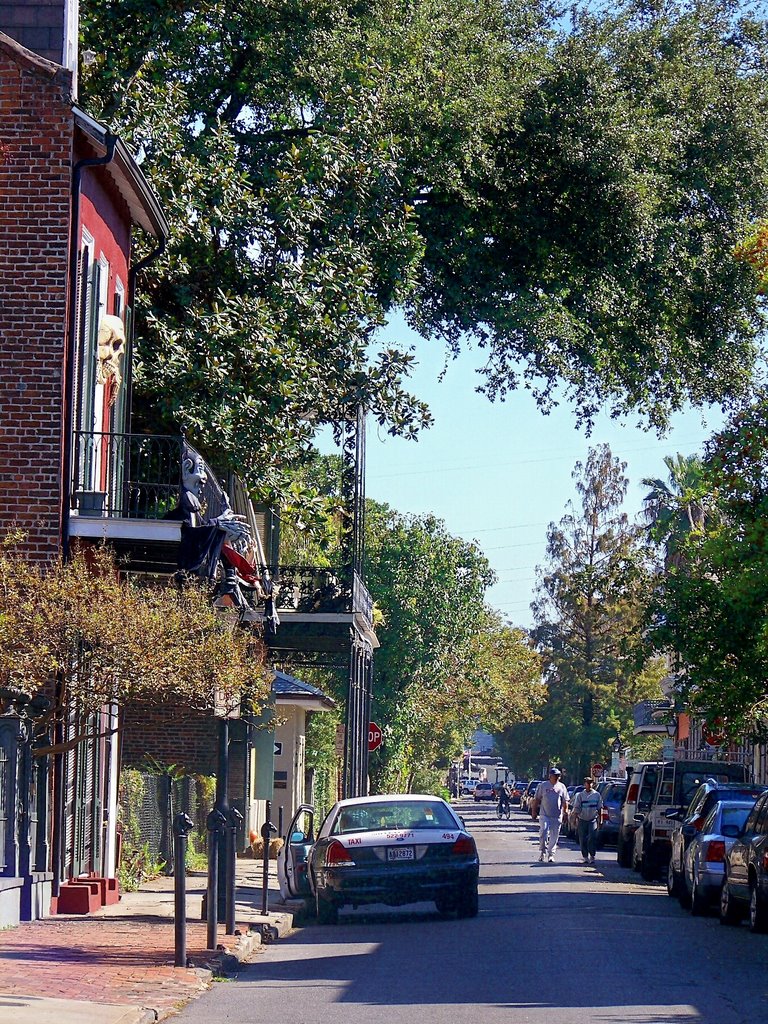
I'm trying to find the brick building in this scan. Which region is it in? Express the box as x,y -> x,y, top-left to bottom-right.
0,17 -> 168,924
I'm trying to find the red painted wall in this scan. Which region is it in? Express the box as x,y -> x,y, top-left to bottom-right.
79,162 -> 131,312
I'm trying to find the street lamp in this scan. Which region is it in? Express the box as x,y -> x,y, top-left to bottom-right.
612,733 -> 622,754
665,722 -> 677,738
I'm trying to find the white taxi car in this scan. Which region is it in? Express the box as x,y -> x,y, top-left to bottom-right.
278,794 -> 479,925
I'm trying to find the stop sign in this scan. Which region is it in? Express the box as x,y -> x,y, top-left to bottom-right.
368,722 -> 382,752
592,762 -> 604,776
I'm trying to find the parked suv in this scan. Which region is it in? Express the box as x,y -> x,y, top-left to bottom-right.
720,789 -> 768,932
617,762 -> 662,868
666,780 -> 766,900
636,760 -> 749,882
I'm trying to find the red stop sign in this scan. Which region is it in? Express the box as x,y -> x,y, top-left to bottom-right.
368,722 -> 382,752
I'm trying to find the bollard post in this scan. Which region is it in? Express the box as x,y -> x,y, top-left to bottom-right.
278,805 -> 284,840
206,808 -> 227,950
261,801 -> 278,916
225,806 -> 243,935
173,812 -> 194,968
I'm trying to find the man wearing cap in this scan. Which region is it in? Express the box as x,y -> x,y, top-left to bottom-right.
531,768 -> 569,862
572,776 -> 603,864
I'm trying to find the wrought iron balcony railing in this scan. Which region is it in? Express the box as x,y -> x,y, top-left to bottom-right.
258,564 -> 373,621
633,698 -> 674,734
71,431 -> 184,519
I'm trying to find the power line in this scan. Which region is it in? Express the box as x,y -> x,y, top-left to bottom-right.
368,438 -> 707,481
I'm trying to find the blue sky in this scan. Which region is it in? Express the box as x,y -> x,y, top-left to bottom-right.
356,314 -> 724,628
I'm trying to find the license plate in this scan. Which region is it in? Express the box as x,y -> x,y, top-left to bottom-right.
387,846 -> 415,862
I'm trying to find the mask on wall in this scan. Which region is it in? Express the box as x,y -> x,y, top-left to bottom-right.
96,314 -> 127,404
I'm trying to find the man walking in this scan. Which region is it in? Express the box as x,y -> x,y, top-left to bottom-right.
572,776 -> 603,864
531,768 -> 569,862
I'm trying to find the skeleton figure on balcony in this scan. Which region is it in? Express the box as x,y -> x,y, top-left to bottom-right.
173,448 -> 250,583
172,448 -> 280,633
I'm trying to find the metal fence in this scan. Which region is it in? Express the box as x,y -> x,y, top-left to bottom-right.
0,741 -> 8,872
119,771 -> 213,874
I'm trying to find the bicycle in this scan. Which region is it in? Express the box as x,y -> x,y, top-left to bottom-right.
497,800 -> 511,820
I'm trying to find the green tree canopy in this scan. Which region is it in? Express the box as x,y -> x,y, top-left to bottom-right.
364,500 -> 543,790
79,0 -> 768,501
649,391 -> 768,735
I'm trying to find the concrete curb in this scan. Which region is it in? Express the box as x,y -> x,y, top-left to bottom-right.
196,909 -> 294,979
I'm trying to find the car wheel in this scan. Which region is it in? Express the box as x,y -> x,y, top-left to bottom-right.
689,873 -> 707,916
640,852 -> 656,882
455,883 -> 479,919
316,890 -> 338,925
749,880 -> 768,933
719,879 -> 742,926
666,860 -> 681,898
617,834 -> 632,868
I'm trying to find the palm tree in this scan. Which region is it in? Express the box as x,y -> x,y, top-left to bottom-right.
642,453 -> 708,571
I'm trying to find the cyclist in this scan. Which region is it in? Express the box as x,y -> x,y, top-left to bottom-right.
497,782 -> 512,817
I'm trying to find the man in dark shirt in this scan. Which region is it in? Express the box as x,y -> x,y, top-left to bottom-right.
572,776 -> 603,864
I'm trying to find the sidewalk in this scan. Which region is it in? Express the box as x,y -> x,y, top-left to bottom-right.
0,858 -> 299,1023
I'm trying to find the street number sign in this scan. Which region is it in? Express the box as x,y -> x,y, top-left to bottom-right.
368,722 -> 383,752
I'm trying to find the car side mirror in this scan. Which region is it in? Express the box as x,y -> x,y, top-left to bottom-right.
681,824 -> 696,838
291,831 -> 306,843
633,813 -> 645,823
664,808 -> 681,820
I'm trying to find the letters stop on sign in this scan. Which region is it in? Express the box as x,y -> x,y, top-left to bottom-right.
368,722 -> 382,752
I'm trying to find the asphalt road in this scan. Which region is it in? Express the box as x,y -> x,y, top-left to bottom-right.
176,798 -> 768,1024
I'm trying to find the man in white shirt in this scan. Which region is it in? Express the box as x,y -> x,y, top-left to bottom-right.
572,776 -> 603,864
531,768 -> 569,862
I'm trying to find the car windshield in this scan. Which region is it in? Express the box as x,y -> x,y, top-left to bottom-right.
331,801 -> 458,834
603,784 -> 626,802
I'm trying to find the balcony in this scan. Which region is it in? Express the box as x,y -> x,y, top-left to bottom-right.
633,699 -> 674,735
257,565 -> 376,657
68,432 -> 184,569
68,431 -> 376,643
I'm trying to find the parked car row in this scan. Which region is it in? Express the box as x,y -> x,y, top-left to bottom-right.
624,759 -> 751,881
719,789 -> 768,931
614,760 -> 768,935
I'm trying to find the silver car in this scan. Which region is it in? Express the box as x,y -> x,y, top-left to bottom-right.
682,800 -> 754,914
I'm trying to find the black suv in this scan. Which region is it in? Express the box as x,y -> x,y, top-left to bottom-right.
666,780 -> 767,902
